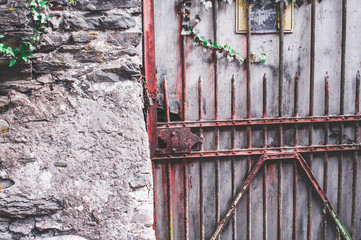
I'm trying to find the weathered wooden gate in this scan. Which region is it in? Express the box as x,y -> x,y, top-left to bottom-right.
143,0 -> 361,239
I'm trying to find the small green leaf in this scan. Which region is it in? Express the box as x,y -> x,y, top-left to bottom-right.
29,0 -> 37,7
9,59 -> 16,67
39,0 -> 47,7
6,47 -> 15,57
0,35 -> 3,39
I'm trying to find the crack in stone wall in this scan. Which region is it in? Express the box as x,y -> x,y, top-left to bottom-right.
0,1 -> 154,239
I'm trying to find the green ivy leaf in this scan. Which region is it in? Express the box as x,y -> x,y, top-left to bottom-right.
6,47 -> 15,57
39,0 -> 47,7
29,0 -> 37,7
9,59 -> 16,67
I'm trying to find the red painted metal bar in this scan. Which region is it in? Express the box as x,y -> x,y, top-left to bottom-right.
157,115 -> 361,129
322,74 -> 329,240
263,163 -> 268,240
307,154 -> 313,240
231,75 -> 236,120
167,163 -> 173,240
216,158 -> 220,237
263,74 -> 267,118
213,0 -> 219,121
351,151 -> 358,239
246,0 -> 251,119
232,158 -> 237,240
180,12 -> 187,121
163,78 -> 170,123
263,74 -> 268,148
293,161 -> 298,240
294,73 -> 299,117
263,75 -> 268,240
351,72 -> 360,239
337,0 -> 347,233
152,144 -> 360,160
293,73 -> 299,240
199,159 -> 205,240
356,71 -> 360,115
143,0 -> 157,157
307,3 -> 316,238
325,73 -> 329,116
183,160 -> 189,240
322,150 -> 328,240
247,156 -> 252,240
199,77 -> 204,151
310,0 -> 315,117
246,2 -> 252,237
231,75 -> 236,150
198,77 -> 203,121
278,5 -> 284,238
277,162 -> 283,240
213,0 -> 220,154
278,1 -> 284,118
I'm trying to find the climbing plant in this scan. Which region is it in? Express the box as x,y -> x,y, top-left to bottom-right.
0,0 -> 52,67
180,0 -> 266,65
182,0 -> 323,65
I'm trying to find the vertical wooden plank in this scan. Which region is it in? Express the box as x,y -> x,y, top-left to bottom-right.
267,163 -> 278,240
220,158 -> 234,239
346,0 -> 360,237
297,160 -> 308,240
154,162 -> 170,240
281,162 -> 294,240
326,153 -> 338,239
170,161 -> 185,240
185,1 -> 215,122
188,160 -> 201,240
154,0 -> 181,115
345,0 -> 361,115
311,153 -> 324,240
235,157 -> 249,240
356,153 -> 361,238
251,156 -> 263,240
204,159 -> 217,239
341,151 -> 353,234
315,0 -> 342,115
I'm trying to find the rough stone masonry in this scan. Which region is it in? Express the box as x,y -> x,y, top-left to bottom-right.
0,0 -> 155,239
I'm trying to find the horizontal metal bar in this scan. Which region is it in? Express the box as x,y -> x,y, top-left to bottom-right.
158,115 -> 361,129
152,144 -> 360,160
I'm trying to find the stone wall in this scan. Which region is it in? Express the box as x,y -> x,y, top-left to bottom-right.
0,0 -> 155,239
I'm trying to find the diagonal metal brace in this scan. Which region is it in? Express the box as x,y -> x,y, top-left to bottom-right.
209,153 -> 352,240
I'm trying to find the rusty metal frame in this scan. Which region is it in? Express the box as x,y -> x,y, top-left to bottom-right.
157,115 -> 361,129
209,153 -> 352,240
152,144 -> 360,160
143,0 -> 158,157
150,0 -> 361,239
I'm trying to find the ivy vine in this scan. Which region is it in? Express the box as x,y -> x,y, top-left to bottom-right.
181,0 -> 266,65
200,0 -> 323,10
182,0 -> 323,65
0,0 -> 52,67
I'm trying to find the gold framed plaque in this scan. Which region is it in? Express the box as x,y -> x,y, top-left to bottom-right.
236,0 -> 294,34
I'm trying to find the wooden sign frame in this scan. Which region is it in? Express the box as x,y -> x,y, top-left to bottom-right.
236,0 -> 294,34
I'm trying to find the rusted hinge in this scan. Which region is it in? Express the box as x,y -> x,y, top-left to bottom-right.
156,128 -> 202,155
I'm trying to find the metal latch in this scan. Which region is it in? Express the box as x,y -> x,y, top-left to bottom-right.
157,128 -> 202,155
